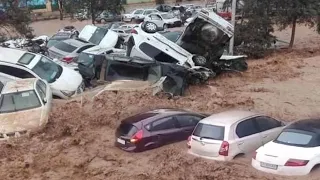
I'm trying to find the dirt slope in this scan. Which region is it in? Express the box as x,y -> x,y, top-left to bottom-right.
1,49 -> 320,180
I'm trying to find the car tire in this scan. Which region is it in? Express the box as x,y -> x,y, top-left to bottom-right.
101,19 -> 106,24
143,22 -> 158,33
192,55 -> 207,66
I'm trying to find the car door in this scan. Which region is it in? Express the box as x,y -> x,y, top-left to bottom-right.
175,114 -> 203,140
235,118 -> 263,153
150,116 -> 181,145
150,14 -> 164,28
255,116 -> 284,144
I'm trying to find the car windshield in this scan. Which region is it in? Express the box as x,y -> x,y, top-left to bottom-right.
54,41 -> 77,53
193,123 -> 225,140
0,90 -> 41,113
133,10 -> 144,14
32,56 -> 63,83
78,52 -> 94,66
89,27 -> 108,44
47,39 -> 63,48
162,13 -> 174,19
275,130 -> 316,147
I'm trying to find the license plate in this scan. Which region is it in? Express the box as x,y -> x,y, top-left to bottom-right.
117,138 -> 125,145
260,162 -> 278,170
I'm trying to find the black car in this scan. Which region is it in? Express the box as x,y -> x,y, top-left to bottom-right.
95,11 -> 122,23
115,109 -> 208,152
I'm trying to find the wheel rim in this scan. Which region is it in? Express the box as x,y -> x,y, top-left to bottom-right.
146,23 -> 156,31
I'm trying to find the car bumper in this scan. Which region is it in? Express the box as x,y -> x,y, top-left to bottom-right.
187,150 -> 231,161
114,140 -> 140,152
252,159 -> 311,176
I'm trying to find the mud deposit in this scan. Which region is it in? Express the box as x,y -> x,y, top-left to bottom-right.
1,50 -> 320,180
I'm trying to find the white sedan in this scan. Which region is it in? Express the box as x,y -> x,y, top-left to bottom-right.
187,110 -> 286,161
252,119 -> 320,176
144,12 -> 182,29
0,78 -> 52,140
122,9 -> 144,22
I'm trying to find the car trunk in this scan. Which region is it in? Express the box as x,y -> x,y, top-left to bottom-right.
257,141 -> 315,166
115,122 -> 139,147
190,123 -> 225,157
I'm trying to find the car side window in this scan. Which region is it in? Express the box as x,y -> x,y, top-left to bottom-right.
0,65 -> 35,79
236,118 -> 259,138
150,117 -> 177,131
255,116 -> 282,132
175,115 -> 201,127
36,80 -> 46,103
150,14 -> 161,20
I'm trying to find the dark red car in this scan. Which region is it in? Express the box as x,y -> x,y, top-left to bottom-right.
115,109 -> 208,152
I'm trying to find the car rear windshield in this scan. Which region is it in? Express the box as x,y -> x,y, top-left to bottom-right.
54,41 -> 77,53
89,27 -> 108,45
274,130 -> 320,147
0,90 -> 41,113
117,123 -> 138,137
193,123 -> 225,140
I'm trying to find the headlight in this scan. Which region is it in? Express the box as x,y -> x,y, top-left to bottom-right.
61,90 -> 76,97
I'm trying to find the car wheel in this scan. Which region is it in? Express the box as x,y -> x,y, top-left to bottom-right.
192,55 -> 207,66
143,22 -> 158,33
101,19 -> 106,24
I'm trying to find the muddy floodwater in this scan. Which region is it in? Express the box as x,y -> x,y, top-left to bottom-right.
0,20 -> 320,180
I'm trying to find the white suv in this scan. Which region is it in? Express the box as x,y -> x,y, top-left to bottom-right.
0,47 -> 84,99
187,110 -> 286,161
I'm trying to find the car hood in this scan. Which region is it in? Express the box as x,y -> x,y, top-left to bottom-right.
51,66 -> 83,91
176,10 -> 234,62
0,108 -> 43,134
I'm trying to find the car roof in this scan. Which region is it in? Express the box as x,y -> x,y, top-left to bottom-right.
0,47 -> 29,63
286,119 -> 320,134
1,78 -> 37,94
200,110 -> 261,126
63,38 -> 91,47
122,108 -> 202,125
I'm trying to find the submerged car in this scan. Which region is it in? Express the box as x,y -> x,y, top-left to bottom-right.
115,109 -> 208,152
144,12 -> 182,29
252,119 -> 320,176
127,10 -> 247,75
77,54 -> 211,96
0,78 -> 52,140
95,11 -> 121,23
0,47 -> 84,99
58,26 -> 79,37
48,38 -> 95,63
187,110 -> 286,161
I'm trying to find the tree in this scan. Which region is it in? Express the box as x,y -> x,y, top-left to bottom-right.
274,0 -> 320,48
0,0 -> 33,40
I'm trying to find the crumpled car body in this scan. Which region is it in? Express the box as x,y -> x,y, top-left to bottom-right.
0,78 -> 52,140
78,55 -> 208,96
127,10 -> 234,69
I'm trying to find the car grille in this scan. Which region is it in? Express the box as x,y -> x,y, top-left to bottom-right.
48,50 -> 64,60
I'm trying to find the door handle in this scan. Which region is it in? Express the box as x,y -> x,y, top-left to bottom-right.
238,141 -> 244,145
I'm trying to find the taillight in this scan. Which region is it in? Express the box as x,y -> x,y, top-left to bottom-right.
219,141 -> 229,156
187,136 -> 191,149
284,159 -> 309,166
131,29 -> 138,34
62,57 -> 73,63
130,130 -> 143,143
253,151 -> 257,160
